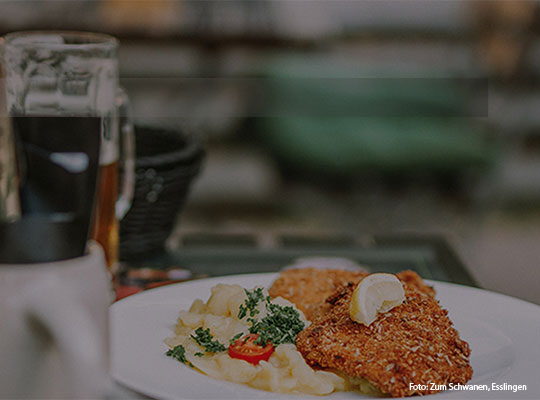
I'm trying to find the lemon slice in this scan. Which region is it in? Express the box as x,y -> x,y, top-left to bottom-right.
349,273 -> 405,326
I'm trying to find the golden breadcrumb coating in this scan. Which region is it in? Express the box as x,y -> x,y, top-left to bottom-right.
268,268 -> 435,321
296,281 -> 473,397
268,268 -> 368,320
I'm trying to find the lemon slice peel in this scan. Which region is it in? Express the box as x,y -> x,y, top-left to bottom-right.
349,273 -> 405,326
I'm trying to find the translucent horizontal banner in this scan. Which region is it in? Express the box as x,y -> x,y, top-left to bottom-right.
1,77 -> 488,118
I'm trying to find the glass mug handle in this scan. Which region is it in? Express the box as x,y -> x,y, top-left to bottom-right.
114,87 -> 135,220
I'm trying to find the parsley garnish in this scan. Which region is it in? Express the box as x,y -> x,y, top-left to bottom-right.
237,288 -> 305,346
229,332 -> 244,344
238,288 -> 266,319
166,344 -> 193,367
190,327 -> 227,353
251,302 -> 305,345
194,352 -> 204,357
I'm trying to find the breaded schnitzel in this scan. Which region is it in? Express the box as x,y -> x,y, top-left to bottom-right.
268,268 -> 435,321
295,280 -> 473,397
269,268 -> 368,320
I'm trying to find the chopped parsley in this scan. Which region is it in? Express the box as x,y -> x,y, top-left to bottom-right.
251,302 -> 305,345
166,344 -> 193,367
229,332 -> 244,344
238,288 -> 266,319
190,327 -> 227,353
194,352 -> 204,357
236,288 -> 305,346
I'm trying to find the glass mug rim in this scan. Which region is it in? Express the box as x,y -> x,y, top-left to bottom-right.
3,30 -> 118,52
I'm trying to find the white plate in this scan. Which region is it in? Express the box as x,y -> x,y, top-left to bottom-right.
111,273 -> 540,399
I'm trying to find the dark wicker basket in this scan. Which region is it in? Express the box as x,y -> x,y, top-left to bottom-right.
119,126 -> 204,260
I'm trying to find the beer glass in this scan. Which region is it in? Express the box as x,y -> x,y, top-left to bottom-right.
2,31 -> 134,272
0,63 -> 20,222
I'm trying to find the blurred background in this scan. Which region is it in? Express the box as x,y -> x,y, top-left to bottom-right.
1,0 -> 539,304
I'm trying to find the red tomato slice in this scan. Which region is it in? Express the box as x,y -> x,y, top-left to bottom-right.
228,334 -> 274,365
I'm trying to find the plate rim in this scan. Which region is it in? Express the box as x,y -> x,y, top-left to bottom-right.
111,272 -> 540,313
